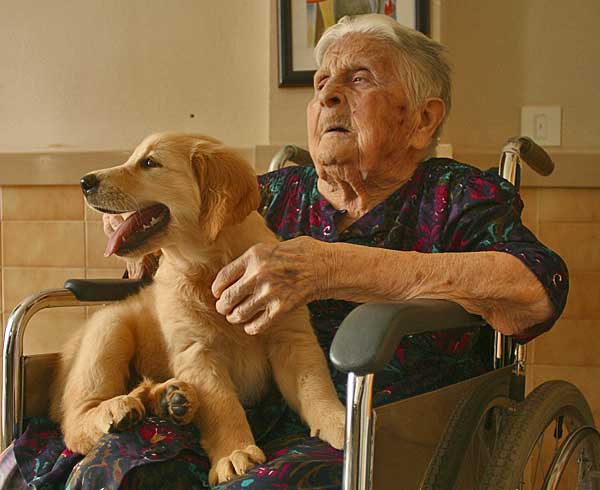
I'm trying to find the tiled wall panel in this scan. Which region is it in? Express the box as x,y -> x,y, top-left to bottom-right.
0,185 -> 130,361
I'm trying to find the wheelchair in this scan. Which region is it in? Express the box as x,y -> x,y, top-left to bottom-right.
1,138 -> 599,490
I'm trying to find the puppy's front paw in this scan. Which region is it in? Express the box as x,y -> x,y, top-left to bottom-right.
106,395 -> 145,433
151,378 -> 198,425
208,445 -> 266,485
310,405 -> 346,450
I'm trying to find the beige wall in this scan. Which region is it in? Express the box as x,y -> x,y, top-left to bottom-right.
3,0 -> 598,155
0,185 -> 120,354
0,1 -> 270,151
441,0 -> 600,152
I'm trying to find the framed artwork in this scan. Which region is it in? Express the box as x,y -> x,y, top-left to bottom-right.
277,0 -> 430,87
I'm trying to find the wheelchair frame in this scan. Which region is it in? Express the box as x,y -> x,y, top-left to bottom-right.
2,138 -> 598,490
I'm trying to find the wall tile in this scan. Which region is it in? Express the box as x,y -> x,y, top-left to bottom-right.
561,272 -> 600,320
2,186 -> 83,221
86,268 -> 126,279
529,365 -> 600,426
3,222 -> 84,267
539,223 -> 600,272
531,320 -> 600,367
21,308 -> 86,355
3,267 -> 84,313
540,188 -> 600,223
86,221 -> 127,269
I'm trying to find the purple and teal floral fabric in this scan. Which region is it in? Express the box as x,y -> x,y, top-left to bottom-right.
5,158 -> 568,489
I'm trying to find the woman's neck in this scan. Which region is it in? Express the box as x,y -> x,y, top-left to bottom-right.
316,159 -> 420,220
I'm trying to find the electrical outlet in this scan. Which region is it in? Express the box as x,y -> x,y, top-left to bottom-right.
521,106 -> 562,146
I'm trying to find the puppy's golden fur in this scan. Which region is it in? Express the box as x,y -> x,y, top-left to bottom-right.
50,133 -> 345,485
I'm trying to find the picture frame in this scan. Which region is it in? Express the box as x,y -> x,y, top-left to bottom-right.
277,0 -> 430,87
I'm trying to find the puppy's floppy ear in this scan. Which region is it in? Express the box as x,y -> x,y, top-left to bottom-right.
191,143 -> 260,241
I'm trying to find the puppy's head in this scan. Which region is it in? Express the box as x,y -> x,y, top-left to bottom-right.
82,132 -> 259,258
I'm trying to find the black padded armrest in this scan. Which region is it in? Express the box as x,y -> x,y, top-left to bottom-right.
329,300 -> 487,375
64,278 -> 148,302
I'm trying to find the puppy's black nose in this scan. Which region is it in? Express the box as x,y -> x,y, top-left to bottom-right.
80,174 -> 99,194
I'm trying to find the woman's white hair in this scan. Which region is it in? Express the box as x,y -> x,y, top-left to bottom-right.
314,13 -> 452,142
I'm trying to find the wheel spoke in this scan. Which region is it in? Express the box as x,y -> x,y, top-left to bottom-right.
533,430 -> 546,486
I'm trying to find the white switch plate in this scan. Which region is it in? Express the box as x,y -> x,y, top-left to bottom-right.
521,106 -> 562,146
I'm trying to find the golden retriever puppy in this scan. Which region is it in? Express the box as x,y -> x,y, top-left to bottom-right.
49,133 -> 346,485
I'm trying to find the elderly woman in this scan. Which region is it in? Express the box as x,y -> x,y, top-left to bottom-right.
9,13 -> 567,490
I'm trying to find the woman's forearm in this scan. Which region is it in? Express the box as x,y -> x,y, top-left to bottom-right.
325,243 -> 554,336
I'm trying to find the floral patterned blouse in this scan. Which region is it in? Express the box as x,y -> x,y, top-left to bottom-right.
258,158 -> 568,350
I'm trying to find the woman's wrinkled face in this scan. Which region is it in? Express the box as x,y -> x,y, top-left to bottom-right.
307,34 -> 417,182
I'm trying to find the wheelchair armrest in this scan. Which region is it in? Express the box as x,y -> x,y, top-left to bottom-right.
64,278 -> 148,302
329,300 -> 487,375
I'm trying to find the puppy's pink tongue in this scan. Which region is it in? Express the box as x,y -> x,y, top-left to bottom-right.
103,205 -> 167,256
104,215 -> 139,257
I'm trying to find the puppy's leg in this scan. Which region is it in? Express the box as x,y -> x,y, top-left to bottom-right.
267,316 -> 346,450
171,344 -> 265,485
144,378 -> 200,425
59,305 -> 144,454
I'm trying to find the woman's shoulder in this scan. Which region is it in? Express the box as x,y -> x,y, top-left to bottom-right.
417,157 -> 518,202
257,164 -> 319,218
258,164 -> 317,194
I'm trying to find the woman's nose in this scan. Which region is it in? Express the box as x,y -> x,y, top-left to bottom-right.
318,82 -> 344,108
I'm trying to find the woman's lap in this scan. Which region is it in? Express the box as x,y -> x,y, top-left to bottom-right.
10,345 -> 486,490
121,437 -> 343,490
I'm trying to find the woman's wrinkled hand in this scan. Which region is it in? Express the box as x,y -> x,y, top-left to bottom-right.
211,236 -> 336,335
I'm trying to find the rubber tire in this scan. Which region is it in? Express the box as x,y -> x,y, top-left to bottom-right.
479,380 -> 600,490
420,373 -> 512,490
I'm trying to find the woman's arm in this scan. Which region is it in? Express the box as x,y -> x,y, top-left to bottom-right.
211,236 -> 554,336
324,241 -> 554,336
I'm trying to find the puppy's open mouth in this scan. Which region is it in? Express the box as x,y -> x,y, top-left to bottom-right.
102,204 -> 170,257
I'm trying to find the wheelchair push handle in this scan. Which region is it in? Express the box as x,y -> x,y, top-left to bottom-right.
268,145 -> 313,172
505,136 -> 554,176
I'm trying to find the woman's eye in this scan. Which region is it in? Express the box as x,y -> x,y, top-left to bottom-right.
352,76 -> 365,84
140,158 -> 162,169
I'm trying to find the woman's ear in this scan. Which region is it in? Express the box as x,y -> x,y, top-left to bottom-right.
409,97 -> 446,151
191,144 -> 260,241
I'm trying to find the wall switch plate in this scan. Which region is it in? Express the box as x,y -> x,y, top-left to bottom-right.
521,106 -> 562,146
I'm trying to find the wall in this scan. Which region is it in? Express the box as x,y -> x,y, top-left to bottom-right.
441,0 -> 600,153
4,1 -> 597,155
1,185 -> 117,354
0,0 -> 270,151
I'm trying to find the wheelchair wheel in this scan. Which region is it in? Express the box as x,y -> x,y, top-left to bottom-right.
420,373 -> 515,490
479,380 -> 600,490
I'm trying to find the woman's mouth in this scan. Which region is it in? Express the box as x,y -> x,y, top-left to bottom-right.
323,126 -> 351,135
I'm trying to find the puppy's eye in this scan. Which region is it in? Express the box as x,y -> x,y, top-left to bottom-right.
140,158 -> 162,169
